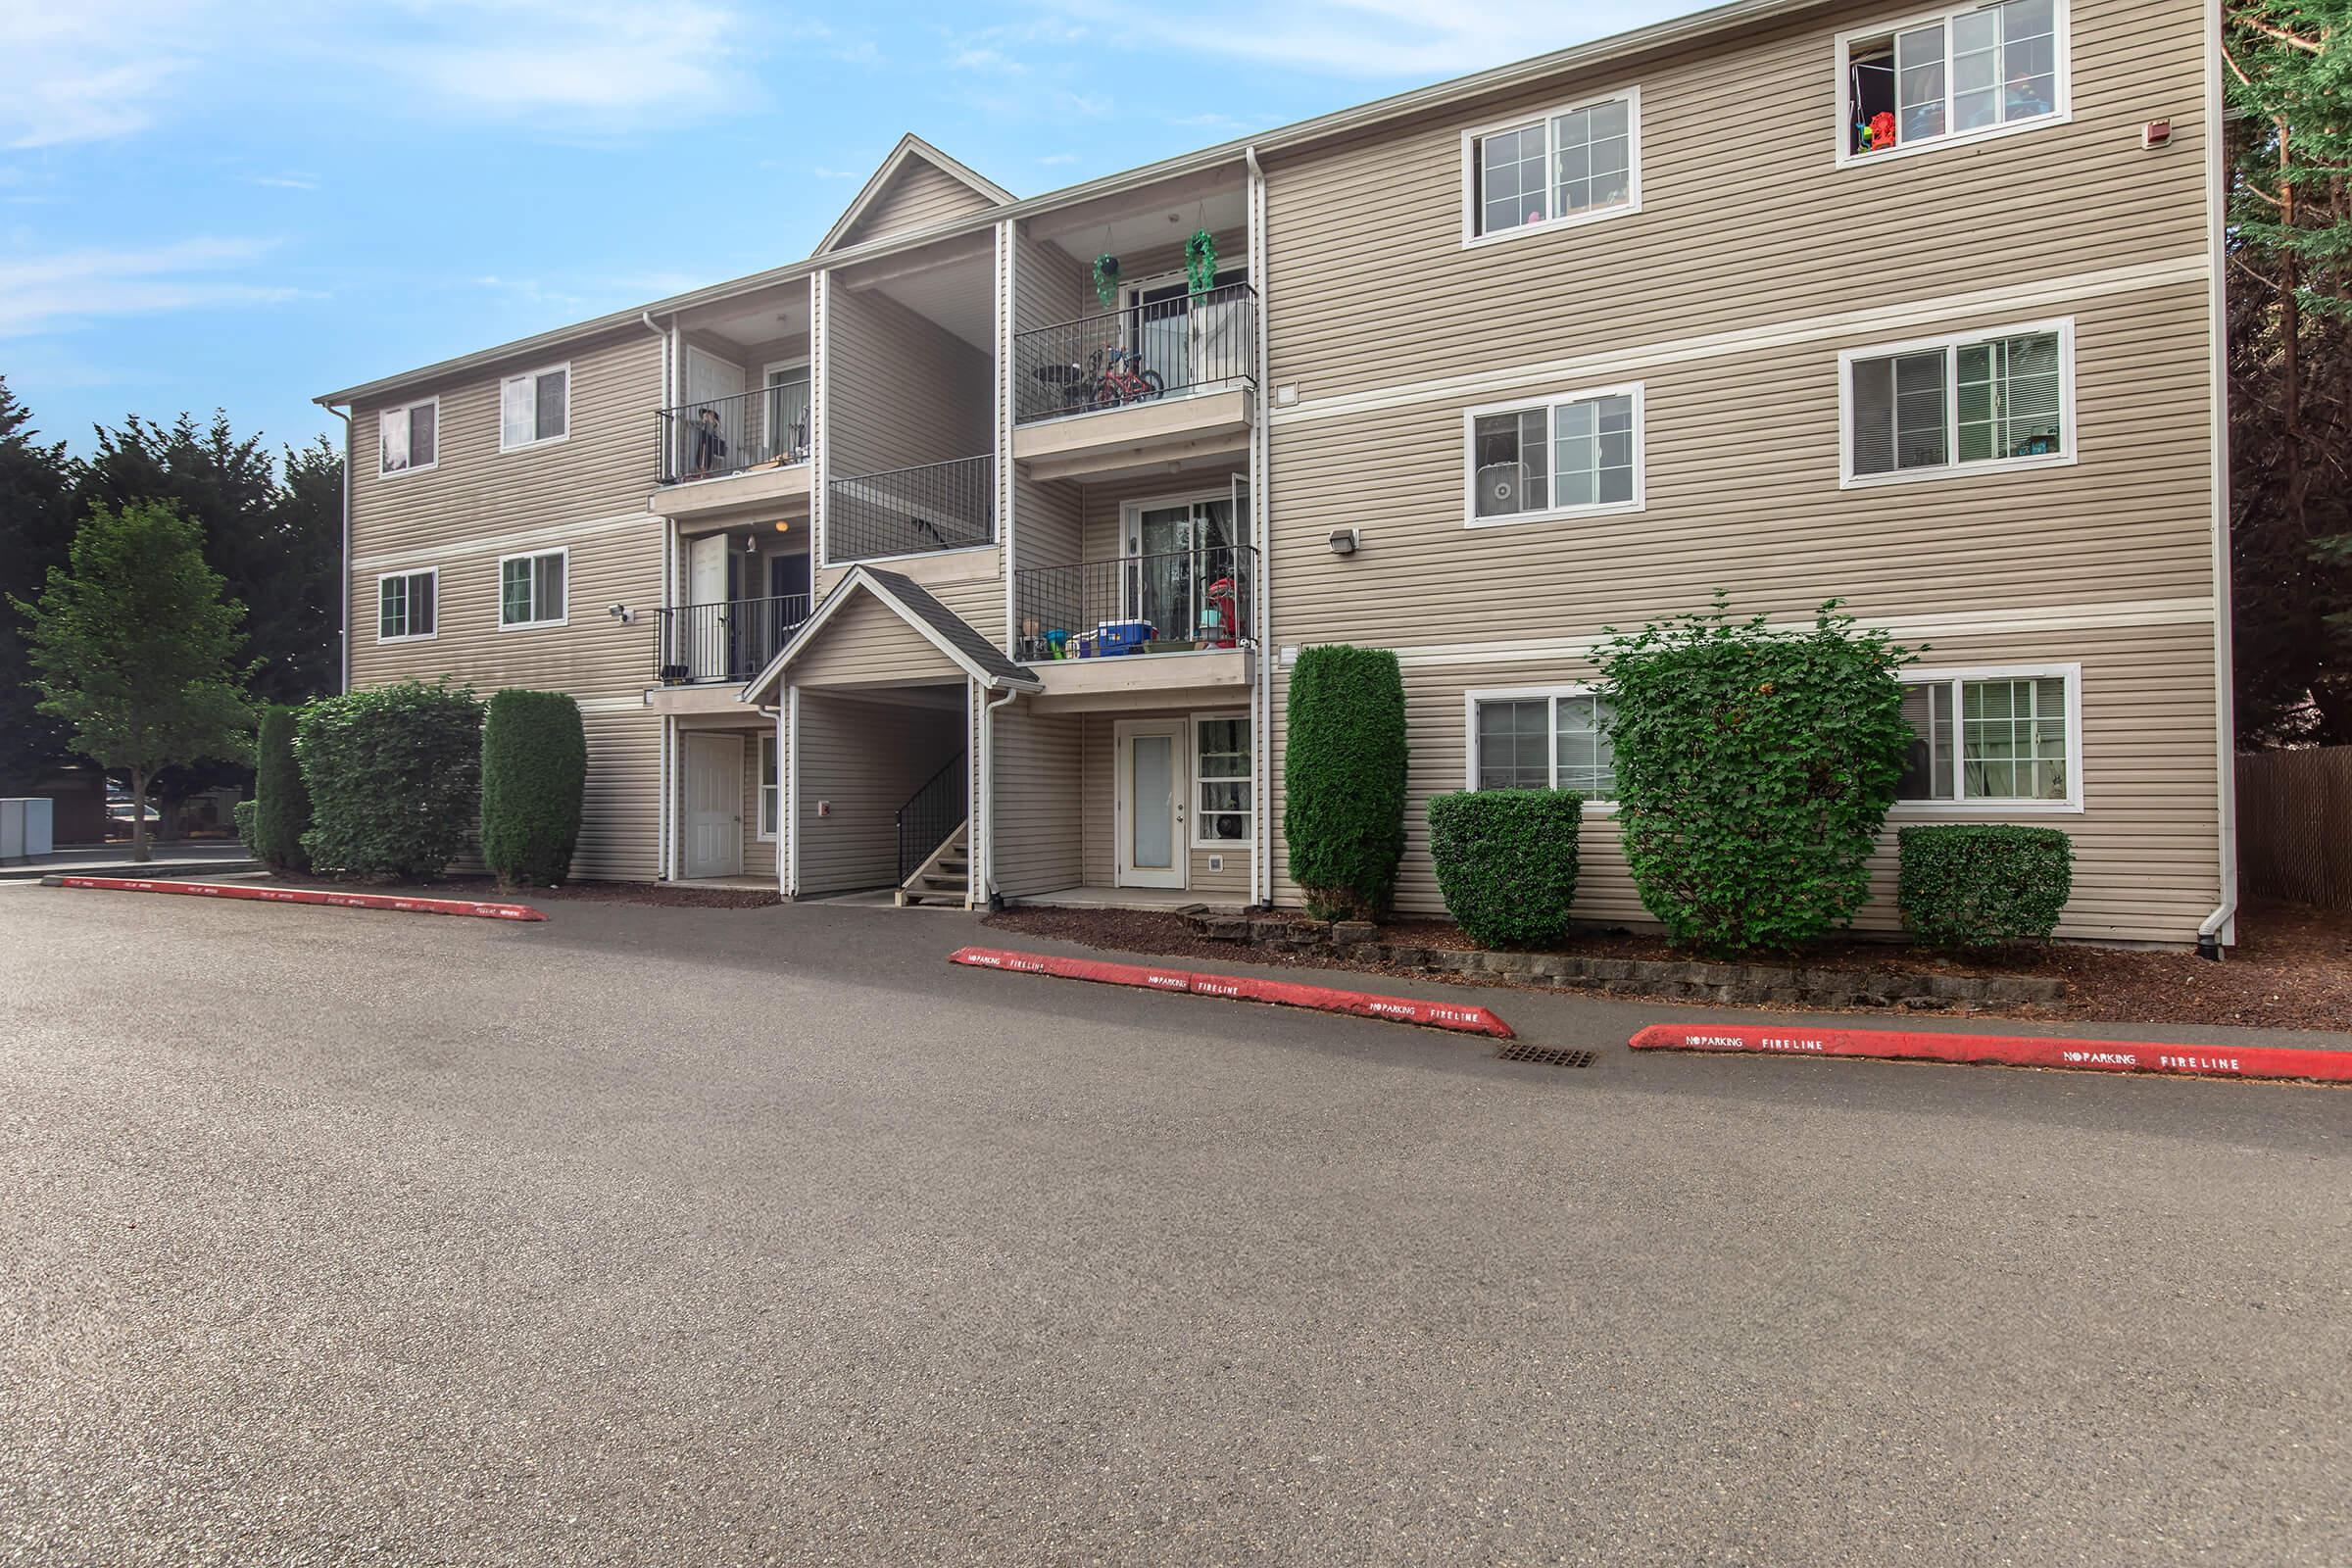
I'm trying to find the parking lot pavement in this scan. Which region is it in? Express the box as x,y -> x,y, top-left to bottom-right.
4,887 -> 2349,1566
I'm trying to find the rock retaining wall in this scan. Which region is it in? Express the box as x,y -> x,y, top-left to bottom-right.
1183,913 -> 2067,1010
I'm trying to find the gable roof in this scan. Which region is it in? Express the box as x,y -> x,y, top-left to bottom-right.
741,564 -> 1039,704
813,134 -> 1015,256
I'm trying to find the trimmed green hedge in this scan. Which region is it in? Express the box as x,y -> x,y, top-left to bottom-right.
1428,790 -> 1582,948
297,679 -> 482,879
479,689 -> 588,887
1284,645 -> 1408,921
232,798 -> 259,858
1897,824 -> 2074,948
251,704 -> 311,873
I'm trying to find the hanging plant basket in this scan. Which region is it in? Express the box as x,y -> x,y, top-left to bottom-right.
1185,229 -> 1217,297
1093,254 -> 1121,308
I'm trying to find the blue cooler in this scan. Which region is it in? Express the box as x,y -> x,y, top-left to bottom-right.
1096,618 -> 1154,655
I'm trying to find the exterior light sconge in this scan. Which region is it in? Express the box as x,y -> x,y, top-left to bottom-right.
607,603 -> 635,624
773,519 -> 791,533
1328,527 -> 1360,557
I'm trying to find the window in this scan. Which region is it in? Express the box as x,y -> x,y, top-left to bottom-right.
759,732 -> 780,840
376,568 -> 436,642
378,397 -> 437,475
1842,0 -> 2064,161
1467,690 -> 1616,799
1898,667 -> 2079,808
1466,385 -> 1642,523
499,549 -> 566,628
1465,89 -> 1639,242
1844,323 -> 2069,483
500,364 -> 569,450
1193,713 -> 1251,847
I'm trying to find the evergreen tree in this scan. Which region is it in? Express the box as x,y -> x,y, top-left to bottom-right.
0,377 -> 75,792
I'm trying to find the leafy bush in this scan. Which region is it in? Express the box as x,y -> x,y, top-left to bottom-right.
1898,824 -> 2074,948
296,679 -> 482,879
233,798 -> 259,857
1595,594 -> 1915,955
479,690 -> 588,887
1284,645 -> 1408,921
1427,790 -> 1583,948
252,704 -> 311,873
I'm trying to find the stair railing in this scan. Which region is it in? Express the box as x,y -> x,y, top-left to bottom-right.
896,751 -> 968,887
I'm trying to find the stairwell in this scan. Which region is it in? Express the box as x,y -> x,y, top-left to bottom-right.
896,820 -> 968,907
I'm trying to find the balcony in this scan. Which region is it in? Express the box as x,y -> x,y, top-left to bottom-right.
1012,544 -> 1255,699
652,594 -> 812,687
653,384 -> 813,519
826,454 -> 995,565
1010,283 -> 1257,482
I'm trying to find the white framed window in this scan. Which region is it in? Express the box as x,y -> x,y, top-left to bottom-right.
375,567 -> 437,642
1838,0 -> 2068,166
500,363 -> 570,451
1896,663 -> 2082,810
759,732 -> 780,841
1462,86 -> 1641,246
1840,320 -> 2073,486
378,397 -> 438,476
1192,711 -> 1252,848
498,548 -> 567,629
1464,688 -> 1616,802
1464,383 -> 1644,525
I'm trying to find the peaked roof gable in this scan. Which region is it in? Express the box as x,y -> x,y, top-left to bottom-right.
742,564 -> 1039,704
814,134 -> 1014,256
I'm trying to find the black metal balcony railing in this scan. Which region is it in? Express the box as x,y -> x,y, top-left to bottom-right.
653,594 -> 811,685
1011,281 -> 1257,425
657,382 -> 811,486
1012,544 -> 1256,662
897,750 -> 968,886
826,454 -> 995,564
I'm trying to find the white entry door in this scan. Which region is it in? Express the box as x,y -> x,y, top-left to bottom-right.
1115,719 -> 1186,889
686,533 -> 731,681
682,732 -> 745,880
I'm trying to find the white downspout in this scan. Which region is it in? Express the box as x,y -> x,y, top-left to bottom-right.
2195,0 -> 2235,960
325,404 -> 352,694
1244,142 -> 1273,911
978,684 -> 1021,909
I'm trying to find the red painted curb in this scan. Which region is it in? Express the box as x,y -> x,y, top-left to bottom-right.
52,876 -> 546,922
950,946 -> 1513,1038
1629,1021 -> 2352,1084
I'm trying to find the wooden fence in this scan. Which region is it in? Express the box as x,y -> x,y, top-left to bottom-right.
2237,746 -> 2352,909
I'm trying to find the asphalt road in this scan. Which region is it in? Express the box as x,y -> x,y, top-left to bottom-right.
3,884 -> 2347,1566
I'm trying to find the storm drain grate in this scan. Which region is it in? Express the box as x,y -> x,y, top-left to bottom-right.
1496,1043 -> 1597,1069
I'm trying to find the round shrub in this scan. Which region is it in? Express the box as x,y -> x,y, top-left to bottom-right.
296,678 -> 482,880
1898,824 -> 2075,947
1428,789 -> 1583,948
1595,595 -> 1915,956
251,704 -> 311,873
1284,645 -> 1407,921
480,689 -> 588,887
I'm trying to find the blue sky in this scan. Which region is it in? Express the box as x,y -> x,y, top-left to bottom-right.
0,0 -> 1681,461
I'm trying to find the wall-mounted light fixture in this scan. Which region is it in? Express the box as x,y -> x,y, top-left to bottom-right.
1328,527 -> 1359,557
606,603 -> 634,624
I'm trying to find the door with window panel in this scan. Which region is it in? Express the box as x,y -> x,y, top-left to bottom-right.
1124,498 -> 1236,644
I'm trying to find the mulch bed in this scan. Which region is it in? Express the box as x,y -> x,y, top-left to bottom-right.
244,873 -> 782,910
982,901 -> 2352,1034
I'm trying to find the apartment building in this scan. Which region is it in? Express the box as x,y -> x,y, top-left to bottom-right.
318,0 -> 2231,945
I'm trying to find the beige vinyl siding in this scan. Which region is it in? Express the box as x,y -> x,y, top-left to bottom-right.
1058,226 -> 1248,323
1265,620 -> 2223,943
1079,711 -> 1251,896
791,588 -> 967,687
794,691 -> 966,894
1077,466 -> 1249,570
1012,471 -> 1084,580
1260,0 -> 2208,395
837,162 -> 1001,250
992,703 -> 1084,896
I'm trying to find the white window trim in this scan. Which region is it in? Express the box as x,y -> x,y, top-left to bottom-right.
497,546 -> 569,631
757,732 -> 780,842
1837,318 -> 2077,489
377,396 -> 439,478
1892,662 -> 2084,814
1833,0 -> 2073,171
1459,84 -> 1643,249
499,361 -> 572,454
1462,685 -> 1618,811
1461,381 -> 1647,528
1189,709 -> 1253,850
374,566 -> 438,644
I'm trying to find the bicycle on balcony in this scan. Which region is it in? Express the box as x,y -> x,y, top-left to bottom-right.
1089,346 -> 1164,411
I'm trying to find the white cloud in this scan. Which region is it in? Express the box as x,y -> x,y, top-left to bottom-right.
1037,153 -> 1080,167
811,167 -> 863,180
1045,0 -> 1672,78
379,1 -> 755,121
0,3 -> 197,148
0,237 -> 299,336
245,172 -> 319,190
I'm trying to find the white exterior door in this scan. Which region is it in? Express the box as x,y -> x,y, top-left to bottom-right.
682,732 -> 745,880
680,348 -> 746,474
686,533 -> 730,680
1115,719 -> 1186,889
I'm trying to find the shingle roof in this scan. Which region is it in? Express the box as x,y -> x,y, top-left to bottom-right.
860,568 -> 1034,686
738,564 -> 1040,704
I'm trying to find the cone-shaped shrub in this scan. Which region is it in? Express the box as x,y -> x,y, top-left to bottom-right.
479,689 -> 588,887
1284,645 -> 1407,921
251,704 -> 311,873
